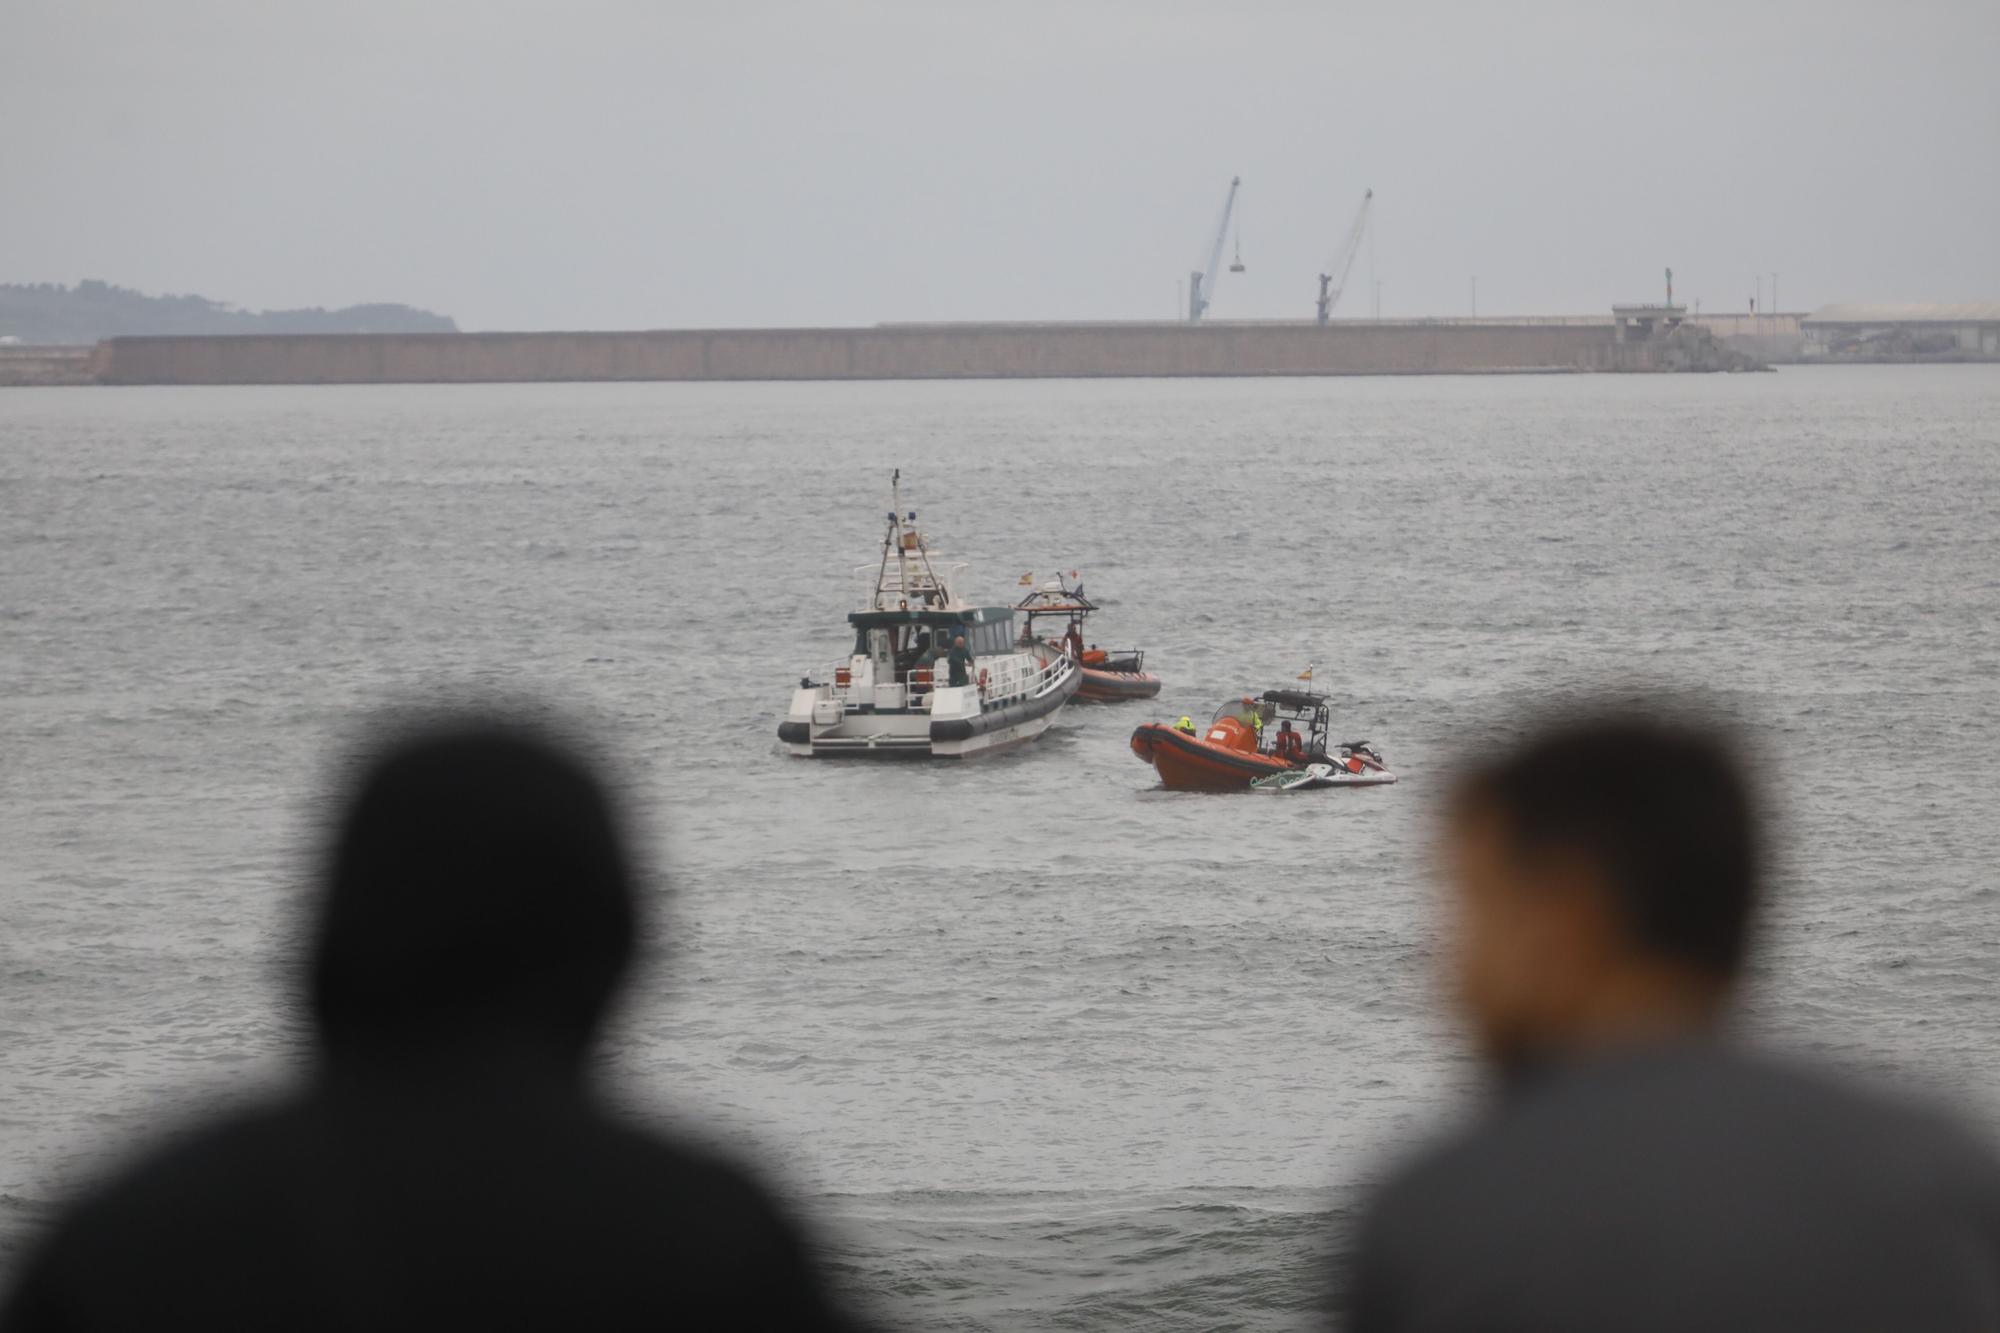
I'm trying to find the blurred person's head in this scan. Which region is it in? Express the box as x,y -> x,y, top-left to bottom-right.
1444,709 -> 1760,1073
308,714 -> 637,1073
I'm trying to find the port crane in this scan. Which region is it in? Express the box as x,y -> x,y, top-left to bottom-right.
1187,176 -> 1242,322
1315,188 -> 1374,324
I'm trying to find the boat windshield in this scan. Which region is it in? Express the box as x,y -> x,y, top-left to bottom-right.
847,610 -> 1017,670
851,620 -> 948,677
1210,698 -> 1270,728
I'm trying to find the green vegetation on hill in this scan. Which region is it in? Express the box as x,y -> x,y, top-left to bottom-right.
0,280 -> 457,344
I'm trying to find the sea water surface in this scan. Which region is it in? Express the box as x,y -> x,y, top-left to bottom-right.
3,368 -> 1999,1328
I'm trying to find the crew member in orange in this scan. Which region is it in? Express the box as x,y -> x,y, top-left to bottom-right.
1274,719 -> 1305,765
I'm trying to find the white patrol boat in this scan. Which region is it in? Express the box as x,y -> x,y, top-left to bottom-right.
780,474 -> 1080,758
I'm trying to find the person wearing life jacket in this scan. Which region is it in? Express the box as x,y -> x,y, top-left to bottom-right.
1064,621 -> 1085,661
1275,719 -> 1305,765
1175,716 -> 1197,736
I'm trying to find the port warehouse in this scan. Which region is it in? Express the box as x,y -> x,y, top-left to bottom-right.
84,319 -> 1696,385
1691,304 -> 2000,362
1799,304 -> 2000,357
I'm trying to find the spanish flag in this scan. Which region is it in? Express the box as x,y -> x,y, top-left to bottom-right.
1298,665 -> 1314,682
1018,572 -> 1034,586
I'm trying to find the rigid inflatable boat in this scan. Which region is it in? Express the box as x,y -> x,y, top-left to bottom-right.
1132,690 -> 1393,792
1015,576 -> 1162,702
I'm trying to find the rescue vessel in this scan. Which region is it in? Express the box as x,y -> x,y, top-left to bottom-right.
1014,575 -> 1162,702
779,474 -> 1080,758
1131,689 -> 1395,792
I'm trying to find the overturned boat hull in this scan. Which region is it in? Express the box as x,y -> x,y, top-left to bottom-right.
1250,761 -> 1400,793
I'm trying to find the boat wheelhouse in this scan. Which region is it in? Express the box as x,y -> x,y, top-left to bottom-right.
779,475 -> 1080,758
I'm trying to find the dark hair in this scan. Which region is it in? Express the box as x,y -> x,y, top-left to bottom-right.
1454,710 -> 1761,977
309,715 -> 637,1062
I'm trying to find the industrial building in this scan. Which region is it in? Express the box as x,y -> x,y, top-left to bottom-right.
1802,304 -> 2000,359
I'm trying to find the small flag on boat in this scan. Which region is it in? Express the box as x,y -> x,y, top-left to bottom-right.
1298,665 -> 1314,682
1018,572 -> 1034,586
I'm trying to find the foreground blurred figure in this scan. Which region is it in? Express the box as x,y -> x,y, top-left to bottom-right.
3,716 -> 861,1331
1345,711 -> 2000,1332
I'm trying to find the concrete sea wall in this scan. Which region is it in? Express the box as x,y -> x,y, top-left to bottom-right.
88,322 -> 1740,386
0,346 -> 103,387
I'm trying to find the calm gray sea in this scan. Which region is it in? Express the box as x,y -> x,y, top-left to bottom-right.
4,368 -> 1999,1328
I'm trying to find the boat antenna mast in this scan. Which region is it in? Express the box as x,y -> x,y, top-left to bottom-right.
876,469 -> 948,610
873,471 -> 899,609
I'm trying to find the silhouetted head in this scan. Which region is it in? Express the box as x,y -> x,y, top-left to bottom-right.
954,636 -> 966,648
310,716 -> 637,1071
1444,709 -> 1761,1072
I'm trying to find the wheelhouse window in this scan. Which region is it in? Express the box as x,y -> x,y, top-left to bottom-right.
959,613 -> 1014,658
852,617 -> 932,657
853,611 -> 1013,661
969,623 -> 995,656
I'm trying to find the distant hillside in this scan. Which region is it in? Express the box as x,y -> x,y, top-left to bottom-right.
0,280 -> 457,344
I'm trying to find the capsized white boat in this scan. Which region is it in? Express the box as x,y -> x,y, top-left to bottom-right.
1248,744 -> 1399,793
779,473 -> 1080,758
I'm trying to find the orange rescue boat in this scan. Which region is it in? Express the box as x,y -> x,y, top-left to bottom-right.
1133,690 -> 1374,792
1015,576 -> 1162,702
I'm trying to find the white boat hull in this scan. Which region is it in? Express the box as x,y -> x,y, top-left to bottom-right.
780,656 -> 1079,759
1250,761 -> 1400,793
779,487 -> 1080,760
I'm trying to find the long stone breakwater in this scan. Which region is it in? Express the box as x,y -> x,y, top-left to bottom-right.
10,320 -> 1761,387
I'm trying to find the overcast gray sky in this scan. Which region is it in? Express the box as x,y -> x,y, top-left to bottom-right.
5,0 -> 1996,329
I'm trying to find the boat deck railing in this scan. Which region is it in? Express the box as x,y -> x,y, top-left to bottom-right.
811,650 -> 1069,710
860,559 -> 966,610
977,650 -> 1072,705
